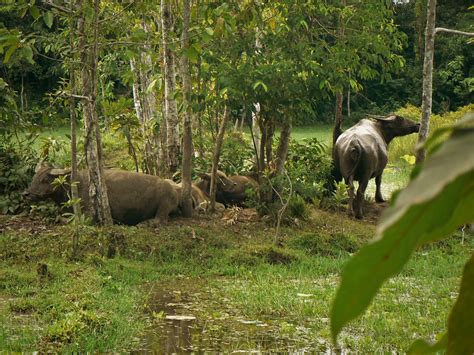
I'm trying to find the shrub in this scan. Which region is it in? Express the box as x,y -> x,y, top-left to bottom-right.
194,130 -> 254,177
389,103 -> 473,161
286,137 -> 333,201
288,194 -> 309,219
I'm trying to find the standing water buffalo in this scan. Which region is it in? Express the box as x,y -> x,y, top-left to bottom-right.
24,165 -> 179,225
333,115 -> 420,219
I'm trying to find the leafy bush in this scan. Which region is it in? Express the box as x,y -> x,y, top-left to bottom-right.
194,131 -> 254,177
389,103 -> 473,161
0,83 -> 40,213
286,138 -> 333,201
288,194 -> 309,219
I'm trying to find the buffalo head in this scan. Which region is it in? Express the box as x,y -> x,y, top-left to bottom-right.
374,115 -> 420,143
23,164 -> 71,202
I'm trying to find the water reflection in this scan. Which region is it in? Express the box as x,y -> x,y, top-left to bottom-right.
138,282 -> 326,353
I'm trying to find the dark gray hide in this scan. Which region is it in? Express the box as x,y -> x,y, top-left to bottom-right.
24,167 -> 179,225
220,175 -> 258,206
194,170 -> 237,205
333,115 -> 420,218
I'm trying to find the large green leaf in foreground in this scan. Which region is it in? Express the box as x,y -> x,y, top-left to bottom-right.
447,253 -> 474,354
331,114 -> 474,342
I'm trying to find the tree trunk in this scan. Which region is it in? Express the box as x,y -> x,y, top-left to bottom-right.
195,57 -> 204,158
79,0 -> 112,225
180,0 -> 193,218
251,103 -> 261,172
414,0 -> 426,62
347,87 -> 351,119
274,114 -> 291,175
209,105 -> 230,211
259,117 -> 267,171
69,3 -> 81,220
161,0 -> 179,176
333,91 -> 344,146
265,119 -> 275,165
416,0 -> 436,164
130,56 -> 157,175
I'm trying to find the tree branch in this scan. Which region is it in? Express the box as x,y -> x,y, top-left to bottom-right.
435,28 -> 474,37
40,0 -> 73,14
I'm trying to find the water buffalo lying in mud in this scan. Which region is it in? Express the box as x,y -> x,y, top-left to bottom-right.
24,166 -> 179,225
333,115 -> 420,219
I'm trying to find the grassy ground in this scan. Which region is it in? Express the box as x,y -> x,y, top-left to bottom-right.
0,209 -> 471,352
4,119 -> 467,351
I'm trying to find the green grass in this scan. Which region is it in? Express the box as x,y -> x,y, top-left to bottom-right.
5,111 -> 471,350
290,125 -> 332,143
0,211 -> 471,351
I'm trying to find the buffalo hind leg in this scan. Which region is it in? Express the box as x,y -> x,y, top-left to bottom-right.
354,178 -> 369,219
345,176 -> 355,216
375,174 -> 385,203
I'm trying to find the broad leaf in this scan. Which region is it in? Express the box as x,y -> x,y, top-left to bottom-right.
184,46 -> 199,64
43,11 -> 54,29
331,114 -> 474,341
29,5 -> 41,20
408,333 -> 447,354
253,80 -> 268,92
447,253 -> 474,354
146,79 -> 157,94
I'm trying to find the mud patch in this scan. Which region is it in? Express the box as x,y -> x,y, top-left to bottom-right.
137,279 -> 328,353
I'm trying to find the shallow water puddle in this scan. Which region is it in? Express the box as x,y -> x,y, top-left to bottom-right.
137,280 -> 324,353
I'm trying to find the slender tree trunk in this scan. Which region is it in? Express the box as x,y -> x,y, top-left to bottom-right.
265,119 -> 275,165
259,118 -> 267,171
333,1 -> 346,147
333,92 -> 344,146
414,0 -> 426,62
252,103 -> 261,172
79,0 -> 112,225
416,0 -> 436,164
274,115 -> 291,175
69,3 -> 81,220
209,106 -> 230,211
161,0 -> 179,176
347,87 -> 351,119
130,57 -> 156,174
180,0 -> 193,217
239,110 -> 245,131
195,57 -> 204,158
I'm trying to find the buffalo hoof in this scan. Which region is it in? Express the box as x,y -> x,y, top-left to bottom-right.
375,196 -> 385,203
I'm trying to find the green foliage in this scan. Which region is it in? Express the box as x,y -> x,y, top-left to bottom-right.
195,131 -> 254,176
289,232 -> 360,257
286,138 -> 333,201
331,113 -> 474,351
328,181 -> 349,210
389,103 -> 474,161
0,84 -> 39,213
288,194 -> 309,220
447,254 -> 474,354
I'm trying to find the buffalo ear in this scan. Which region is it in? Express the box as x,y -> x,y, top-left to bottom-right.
374,115 -> 397,122
48,168 -> 71,176
198,172 -> 211,180
35,160 -> 51,173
